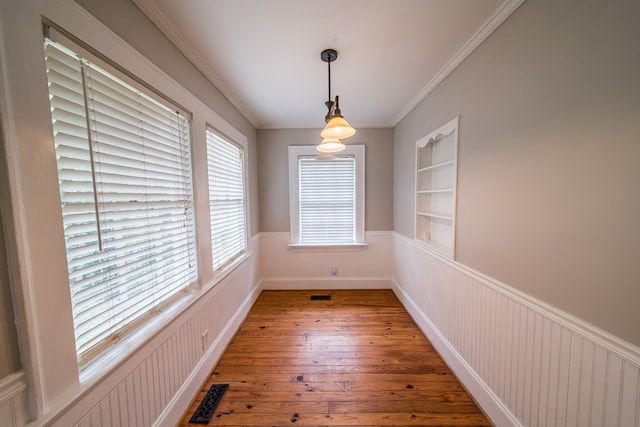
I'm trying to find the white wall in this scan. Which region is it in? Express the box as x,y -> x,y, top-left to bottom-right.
260,232 -> 392,290
0,0 -> 79,417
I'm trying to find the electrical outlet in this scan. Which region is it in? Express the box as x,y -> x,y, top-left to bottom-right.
201,329 -> 209,351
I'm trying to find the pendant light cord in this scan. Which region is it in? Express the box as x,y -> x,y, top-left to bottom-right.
327,58 -> 332,102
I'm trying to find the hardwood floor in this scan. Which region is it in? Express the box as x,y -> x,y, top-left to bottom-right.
179,290 -> 491,426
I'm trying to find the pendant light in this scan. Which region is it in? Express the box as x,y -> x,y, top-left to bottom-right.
316,49 -> 356,153
316,137 -> 345,153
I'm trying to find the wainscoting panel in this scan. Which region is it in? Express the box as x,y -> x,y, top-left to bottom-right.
392,233 -> 640,427
43,238 -> 261,427
0,372 -> 27,427
12,231 -> 640,426
260,231 -> 393,290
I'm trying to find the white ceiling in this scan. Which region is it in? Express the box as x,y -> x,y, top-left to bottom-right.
132,0 -> 518,129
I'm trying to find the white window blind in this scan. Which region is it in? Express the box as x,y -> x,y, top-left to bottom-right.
207,129 -> 246,271
299,156 -> 356,244
44,39 -> 197,363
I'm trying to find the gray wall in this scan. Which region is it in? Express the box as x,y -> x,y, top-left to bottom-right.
258,128 -> 393,232
74,0 -> 260,235
394,0 -> 640,345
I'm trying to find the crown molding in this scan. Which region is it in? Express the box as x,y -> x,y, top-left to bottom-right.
131,0 -> 258,127
391,0 -> 527,126
132,0 -> 525,130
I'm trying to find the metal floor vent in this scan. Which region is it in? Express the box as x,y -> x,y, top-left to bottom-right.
310,295 -> 331,300
189,383 -> 229,424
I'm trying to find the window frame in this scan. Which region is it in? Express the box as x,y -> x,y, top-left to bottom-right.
44,34 -> 199,365
288,145 -> 366,249
206,127 -> 248,274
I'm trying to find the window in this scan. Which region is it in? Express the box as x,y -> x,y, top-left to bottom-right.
44,36 -> 197,364
288,145 -> 365,246
206,129 -> 246,271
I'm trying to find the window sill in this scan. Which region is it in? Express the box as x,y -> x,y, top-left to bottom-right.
287,242 -> 369,252
208,252 -> 251,288
78,289 -> 197,386
79,251 -> 254,386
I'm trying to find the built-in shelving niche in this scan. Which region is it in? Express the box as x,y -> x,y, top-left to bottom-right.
415,117 -> 459,258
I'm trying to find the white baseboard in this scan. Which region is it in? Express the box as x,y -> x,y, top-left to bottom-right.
15,229 -> 638,427
392,281 -> 520,427
154,282 -> 263,427
261,277 -> 393,290
392,232 -> 640,427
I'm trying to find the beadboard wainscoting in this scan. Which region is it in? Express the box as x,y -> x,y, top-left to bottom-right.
260,231 -> 393,290
0,372 -> 27,427
5,231 -> 639,427
392,232 -> 640,427
35,237 -> 261,427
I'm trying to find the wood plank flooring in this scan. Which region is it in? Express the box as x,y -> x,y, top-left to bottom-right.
179,290 -> 491,426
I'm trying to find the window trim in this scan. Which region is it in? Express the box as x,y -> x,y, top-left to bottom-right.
288,145 -> 365,248
44,35 -> 199,365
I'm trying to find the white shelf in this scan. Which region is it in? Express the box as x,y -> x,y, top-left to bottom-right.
417,189 -> 453,194
417,160 -> 455,173
414,117 -> 458,259
417,211 -> 453,221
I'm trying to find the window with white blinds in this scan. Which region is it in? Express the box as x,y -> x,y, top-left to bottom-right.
206,129 -> 246,271
288,145 -> 365,245
44,38 -> 197,363
299,156 -> 356,243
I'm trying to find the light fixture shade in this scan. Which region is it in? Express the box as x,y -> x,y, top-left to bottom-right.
320,116 -> 356,139
316,137 -> 345,153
